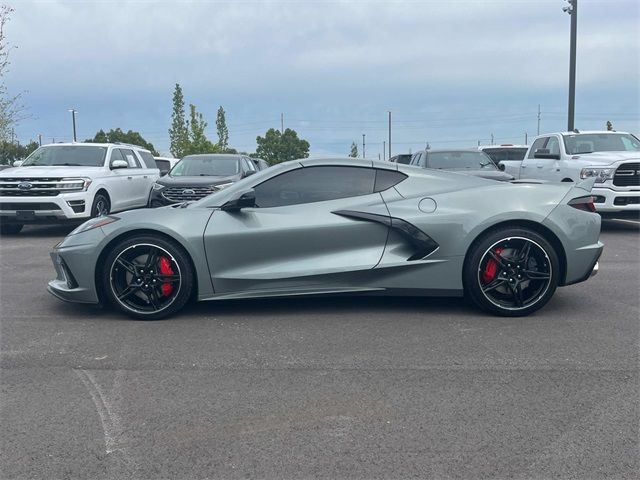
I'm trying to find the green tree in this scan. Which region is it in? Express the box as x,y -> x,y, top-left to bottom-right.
0,140 -> 38,165
168,83 -> 189,158
216,105 -> 229,151
0,5 -> 26,142
85,128 -> 159,155
255,128 -> 310,165
349,141 -> 358,158
184,104 -> 219,155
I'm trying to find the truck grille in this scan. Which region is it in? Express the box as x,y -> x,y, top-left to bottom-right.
0,202 -> 61,210
162,186 -> 218,202
613,163 -> 640,187
0,178 -> 63,197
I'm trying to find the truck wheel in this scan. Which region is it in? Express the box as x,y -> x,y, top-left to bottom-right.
463,227 -> 559,317
91,193 -> 110,217
0,224 -> 23,235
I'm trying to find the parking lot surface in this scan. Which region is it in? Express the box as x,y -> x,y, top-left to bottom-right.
1,221 -> 638,479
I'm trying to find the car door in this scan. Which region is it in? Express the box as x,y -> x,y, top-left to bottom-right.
521,137 -> 548,179
203,165 -> 392,294
105,148 -> 136,211
118,148 -> 149,206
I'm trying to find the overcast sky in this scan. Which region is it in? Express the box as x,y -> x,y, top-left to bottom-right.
6,0 -> 640,157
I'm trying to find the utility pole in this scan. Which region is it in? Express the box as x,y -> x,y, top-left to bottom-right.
525,132 -> 528,145
537,104 -> 541,135
491,133 -> 494,145
38,134 -> 42,146
388,111 -> 391,159
10,128 -> 15,144
68,109 -> 77,142
564,0 -> 578,131
383,141 -> 386,160
280,113 -> 284,134
362,134 -> 366,159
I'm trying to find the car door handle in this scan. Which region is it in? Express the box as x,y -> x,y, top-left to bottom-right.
127,176 -> 133,180
536,165 -> 543,168
143,175 -> 148,179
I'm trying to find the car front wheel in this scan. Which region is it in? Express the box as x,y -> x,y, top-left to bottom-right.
102,235 -> 194,320
464,228 -> 559,316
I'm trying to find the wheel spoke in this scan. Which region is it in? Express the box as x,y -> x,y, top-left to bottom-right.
147,289 -> 161,310
518,241 -> 532,263
482,277 -> 507,293
145,249 -> 159,270
115,257 -> 136,275
156,273 -> 180,282
507,282 -> 524,308
524,269 -> 550,280
487,250 -> 508,268
117,284 -> 140,300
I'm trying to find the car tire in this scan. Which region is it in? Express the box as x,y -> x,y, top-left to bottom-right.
463,227 -> 559,317
102,234 -> 194,320
91,193 -> 110,218
0,223 -> 23,235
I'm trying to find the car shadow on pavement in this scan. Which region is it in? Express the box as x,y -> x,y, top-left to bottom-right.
601,219 -> 640,233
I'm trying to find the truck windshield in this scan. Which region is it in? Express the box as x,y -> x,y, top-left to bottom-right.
21,145 -> 107,167
428,151 -> 498,170
170,156 -> 239,177
563,133 -> 640,155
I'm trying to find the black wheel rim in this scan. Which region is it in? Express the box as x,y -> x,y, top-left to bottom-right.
477,237 -> 552,311
109,243 -> 182,314
95,199 -> 108,217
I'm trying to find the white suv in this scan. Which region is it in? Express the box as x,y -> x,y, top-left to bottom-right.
0,143 -> 159,234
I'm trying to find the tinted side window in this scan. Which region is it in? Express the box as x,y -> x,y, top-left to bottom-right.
374,170 -> 407,192
546,137 -> 560,155
528,138 -> 548,158
138,151 -> 156,168
254,166 -> 376,208
243,157 -> 256,172
120,149 -> 140,168
110,148 -> 125,164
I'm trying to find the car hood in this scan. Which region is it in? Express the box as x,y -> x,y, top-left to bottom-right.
571,151 -> 640,165
447,169 -> 515,182
0,166 -> 102,178
157,175 -> 239,187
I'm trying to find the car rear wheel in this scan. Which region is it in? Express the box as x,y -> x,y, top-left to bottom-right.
464,228 -> 559,316
0,223 -> 23,235
102,235 -> 194,320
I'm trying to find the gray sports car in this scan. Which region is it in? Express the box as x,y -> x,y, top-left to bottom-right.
48,158 -> 603,320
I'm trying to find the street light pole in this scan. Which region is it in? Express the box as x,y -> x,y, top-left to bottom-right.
564,0 -> 578,131
387,111 -> 391,159
362,134 -> 366,159
68,109 -> 77,142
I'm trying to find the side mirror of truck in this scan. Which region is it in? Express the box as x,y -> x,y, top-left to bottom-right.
498,163 -> 506,171
12,160 -> 23,167
533,149 -> 560,160
110,159 -> 129,170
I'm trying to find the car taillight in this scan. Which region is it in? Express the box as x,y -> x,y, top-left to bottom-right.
568,195 -> 596,213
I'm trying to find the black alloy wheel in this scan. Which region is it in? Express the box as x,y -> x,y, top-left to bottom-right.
91,193 -> 110,218
103,235 -> 194,319
464,228 -> 559,316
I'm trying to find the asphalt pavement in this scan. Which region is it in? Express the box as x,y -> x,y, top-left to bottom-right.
1,220 -> 638,479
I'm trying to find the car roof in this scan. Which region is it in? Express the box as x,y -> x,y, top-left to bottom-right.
479,145 -> 528,149
558,130 -> 631,136
40,142 -> 150,151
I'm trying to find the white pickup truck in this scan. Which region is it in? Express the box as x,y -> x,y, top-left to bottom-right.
0,143 -> 159,234
500,131 -> 640,217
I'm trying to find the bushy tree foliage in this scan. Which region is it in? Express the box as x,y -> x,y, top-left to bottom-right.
185,104 -> 219,155
216,106 -> 229,151
0,140 -> 38,165
255,128 -> 310,165
168,83 -> 189,158
0,5 -> 26,142
349,141 -> 358,158
85,128 -> 159,155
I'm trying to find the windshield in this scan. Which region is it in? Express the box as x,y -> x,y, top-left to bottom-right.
170,156 -> 239,177
481,147 -> 528,162
563,133 -> 640,155
427,151 -> 497,170
21,145 -> 107,167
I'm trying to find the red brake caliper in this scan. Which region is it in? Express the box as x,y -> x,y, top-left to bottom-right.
482,247 -> 503,283
158,256 -> 174,297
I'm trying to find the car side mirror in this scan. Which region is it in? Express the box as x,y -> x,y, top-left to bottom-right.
242,170 -> 257,178
221,189 -> 256,211
533,148 -> 560,160
12,160 -> 23,167
498,163 -> 506,171
110,159 -> 128,169
159,168 -> 169,176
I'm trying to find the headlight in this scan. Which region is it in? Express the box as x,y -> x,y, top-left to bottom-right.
580,167 -> 612,183
214,182 -> 234,190
152,183 -> 165,191
57,177 -> 92,191
69,215 -> 119,235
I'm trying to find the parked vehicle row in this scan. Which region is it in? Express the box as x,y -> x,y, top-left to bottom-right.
408,149 -> 514,182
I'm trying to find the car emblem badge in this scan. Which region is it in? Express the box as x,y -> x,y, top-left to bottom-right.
18,182 -> 33,190
182,189 -> 195,195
